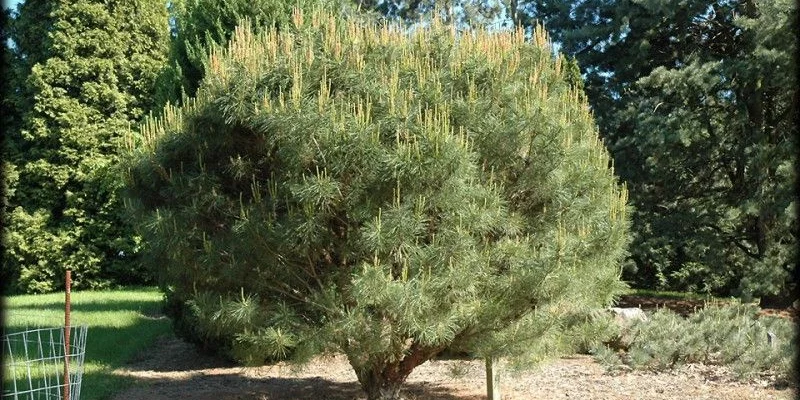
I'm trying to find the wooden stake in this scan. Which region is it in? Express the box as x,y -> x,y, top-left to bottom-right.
486,357 -> 501,400
64,270 -> 71,400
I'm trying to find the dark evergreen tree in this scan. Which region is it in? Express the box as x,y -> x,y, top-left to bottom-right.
126,10 -> 629,399
2,8 -> 18,288
519,0 -> 797,303
3,0 -> 170,293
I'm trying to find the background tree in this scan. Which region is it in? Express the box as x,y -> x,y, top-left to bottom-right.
354,0 -> 506,26
1,8 -> 17,284
518,0 -> 797,303
125,10 -> 629,400
2,0 -> 170,293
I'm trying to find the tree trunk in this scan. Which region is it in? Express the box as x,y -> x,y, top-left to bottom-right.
510,0 -> 520,27
350,341 -> 445,400
358,370 -> 404,400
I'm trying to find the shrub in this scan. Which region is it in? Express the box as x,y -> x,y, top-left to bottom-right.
125,9 -> 629,400
594,303 -> 796,384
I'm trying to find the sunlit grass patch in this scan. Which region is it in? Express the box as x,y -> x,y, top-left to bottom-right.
4,288 -> 172,400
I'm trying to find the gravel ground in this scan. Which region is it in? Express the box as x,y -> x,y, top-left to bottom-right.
112,336 -> 794,400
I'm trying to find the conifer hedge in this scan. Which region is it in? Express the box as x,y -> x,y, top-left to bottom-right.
4,0 -> 170,293
125,10 -> 629,399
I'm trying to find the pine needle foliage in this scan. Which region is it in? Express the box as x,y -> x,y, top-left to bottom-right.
125,9 -> 629,400
595,304 -> 796,385
155,0 -> 362,106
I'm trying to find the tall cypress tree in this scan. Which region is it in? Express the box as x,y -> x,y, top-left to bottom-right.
3,0 -> 170,293
2,8 -> 19,283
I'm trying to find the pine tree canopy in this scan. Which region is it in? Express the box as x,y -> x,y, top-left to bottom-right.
125,9 -> 629,399
355,0 -> 507,27
156,0 -> 360,106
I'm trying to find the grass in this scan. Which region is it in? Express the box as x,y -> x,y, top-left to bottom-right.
3,287 -> 172,400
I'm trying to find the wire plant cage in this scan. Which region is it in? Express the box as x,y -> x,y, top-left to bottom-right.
2,325 -> 88,400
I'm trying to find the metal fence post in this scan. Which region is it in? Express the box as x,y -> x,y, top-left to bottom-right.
64,270 -> 71,400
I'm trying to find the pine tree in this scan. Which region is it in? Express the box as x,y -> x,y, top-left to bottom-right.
519,0 -> 798,303
125,9 -> 629,399
3,0 -> 170,293
156,0 -> 359,106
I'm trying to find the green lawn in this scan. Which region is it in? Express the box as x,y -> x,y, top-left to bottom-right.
3,288 -> 173,400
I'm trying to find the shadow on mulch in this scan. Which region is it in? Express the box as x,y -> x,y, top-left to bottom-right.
124,335 -> 237,372
117,336 -> 484,400
114,373 -> 481,400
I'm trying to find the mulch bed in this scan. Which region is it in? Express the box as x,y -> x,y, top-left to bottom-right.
111,295 -> 797,400
616,295 -> 799,320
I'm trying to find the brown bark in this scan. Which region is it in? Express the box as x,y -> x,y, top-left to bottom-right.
351,341 -> 446,400
358,372 -> 403,400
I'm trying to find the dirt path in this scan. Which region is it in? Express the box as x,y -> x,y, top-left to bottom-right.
112,336 -> 793,400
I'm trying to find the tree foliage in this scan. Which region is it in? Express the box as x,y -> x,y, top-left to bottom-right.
156,0 -> 360,106
520,0 -> 798,302
596,304 -> 795,383
2,0 -> 170,293
355,0 -> 507,26
125,9 -> 629,399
